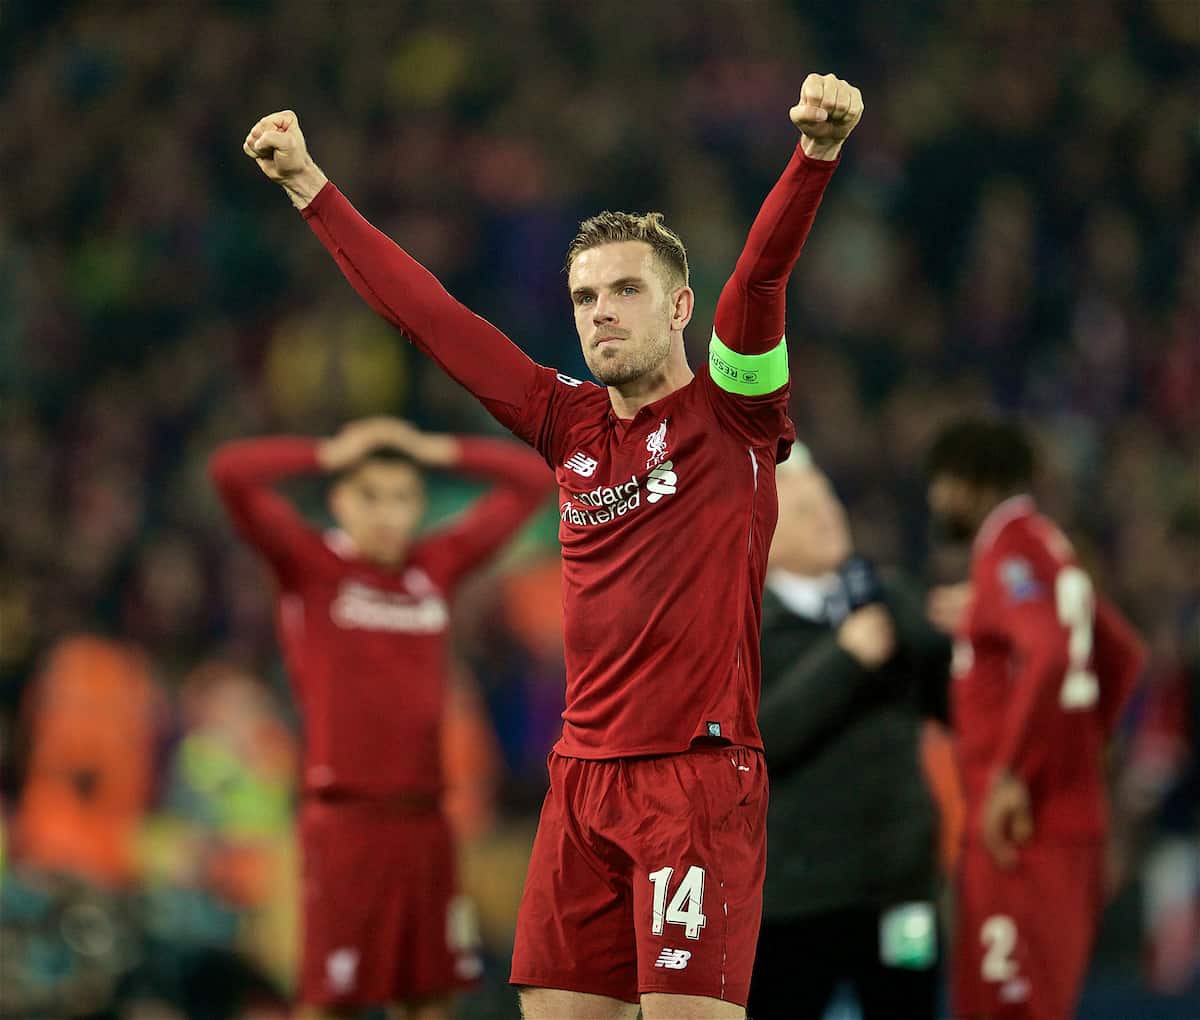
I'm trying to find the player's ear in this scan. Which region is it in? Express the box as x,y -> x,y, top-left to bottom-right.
670,285 -> 695,332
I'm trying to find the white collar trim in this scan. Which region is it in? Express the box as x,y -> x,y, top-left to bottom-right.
767,569 -> 841,621
975,494 -> 1035,554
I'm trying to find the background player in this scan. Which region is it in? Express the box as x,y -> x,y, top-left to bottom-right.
924,418 -> 1146,1020
242,72 -> 862,1020
209,416 -> 553,1020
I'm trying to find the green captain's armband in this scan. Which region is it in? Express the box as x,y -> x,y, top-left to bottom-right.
708,332 -> 789,396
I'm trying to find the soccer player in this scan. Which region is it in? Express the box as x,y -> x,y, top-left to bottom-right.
924,418 -> 1146,1020
209,416 -> 553,1020
242,72 -> 863,1020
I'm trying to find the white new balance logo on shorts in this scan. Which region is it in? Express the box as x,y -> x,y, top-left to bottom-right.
654,948 -> 692,970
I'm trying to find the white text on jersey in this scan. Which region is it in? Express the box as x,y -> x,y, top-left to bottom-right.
331,581 -> 448,634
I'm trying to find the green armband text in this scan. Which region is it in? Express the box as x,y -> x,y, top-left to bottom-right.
708,332 -> 789,396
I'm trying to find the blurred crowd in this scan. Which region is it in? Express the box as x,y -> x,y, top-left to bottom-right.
1,1 -> 1196,1017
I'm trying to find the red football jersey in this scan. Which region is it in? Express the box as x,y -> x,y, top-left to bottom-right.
953,496 -> 1145,840
508,363 -> 790,756
302,143 -> 838,758
210,436 -> 552,797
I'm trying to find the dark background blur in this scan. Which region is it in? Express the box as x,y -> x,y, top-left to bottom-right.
1,1 -> 1197,1017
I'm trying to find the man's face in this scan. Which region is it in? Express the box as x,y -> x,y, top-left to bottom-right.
927,474 -> 983,544
330,459 -> 425,567
568,241 -> 679,387
771,467 -> 853,576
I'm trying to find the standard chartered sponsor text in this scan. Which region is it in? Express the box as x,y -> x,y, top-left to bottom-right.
561,473 -> 641,526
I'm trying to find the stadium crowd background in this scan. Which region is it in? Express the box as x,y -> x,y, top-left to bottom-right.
1,1 -> 1196,1017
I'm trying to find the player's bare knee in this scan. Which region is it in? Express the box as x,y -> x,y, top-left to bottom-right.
518,987 -> 638,1020
641,992 -> 746,1020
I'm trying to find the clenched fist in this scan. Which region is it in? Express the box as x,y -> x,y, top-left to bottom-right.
243,110 -> 328,209
836,604 -> 896,670
790,73 -> 864,161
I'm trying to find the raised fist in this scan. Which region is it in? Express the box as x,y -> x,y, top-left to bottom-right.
790,74 -> 864,158
244,110 -> 309,180
243,110 -> 327,208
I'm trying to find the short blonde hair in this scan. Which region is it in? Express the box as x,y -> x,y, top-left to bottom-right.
565,211 -> 689,289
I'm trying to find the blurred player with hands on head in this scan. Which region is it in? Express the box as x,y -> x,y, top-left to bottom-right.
210,416 -> 553,1020
243,71 -> 861,1020
925,418 -> 1146,1020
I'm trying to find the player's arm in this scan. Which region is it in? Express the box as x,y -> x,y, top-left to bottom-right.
1094,598 -> 1147,738
242,112 -> 543,433
759,603 -> 895,765
421,435 -> 557,586
209,420 -> 419,569
983,580 -> 1145,869
708,74 -> 862,419
886,574 -> 954,723
977,575 -> 1068,867
990,583 -> 1073,787
991,566 -> 1146,782
208,436 -> 326,574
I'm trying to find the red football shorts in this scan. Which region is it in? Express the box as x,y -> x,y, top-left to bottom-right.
510,744 -> 767,1005
298,797 -> 481,1007
952,840 -> 1104,1020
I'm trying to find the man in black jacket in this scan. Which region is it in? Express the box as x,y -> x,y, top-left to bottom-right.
748,447 -> 951,1020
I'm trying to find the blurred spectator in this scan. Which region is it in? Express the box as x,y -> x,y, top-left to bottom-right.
11,636 -> 161,887
132,661 -> 294,1020
749,447 -> 950,1019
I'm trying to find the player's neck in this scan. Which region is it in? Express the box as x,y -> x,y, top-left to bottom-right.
607,343 -> 693,420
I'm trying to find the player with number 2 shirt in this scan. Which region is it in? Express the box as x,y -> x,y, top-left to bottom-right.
243,72 -> 862,1020
925,419 -> 1145,1020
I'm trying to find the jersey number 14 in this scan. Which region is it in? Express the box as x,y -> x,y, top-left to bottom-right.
648,866 -> 707,941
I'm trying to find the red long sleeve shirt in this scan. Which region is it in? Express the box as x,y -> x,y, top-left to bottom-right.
209,436 -> 552,797
302,143 -> 838,758
954,497 -> 1146,841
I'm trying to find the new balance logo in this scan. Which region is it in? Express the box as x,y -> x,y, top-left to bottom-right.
655,948 -> 692,970
564,451 -> 599,477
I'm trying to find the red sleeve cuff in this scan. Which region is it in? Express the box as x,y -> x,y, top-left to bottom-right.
301,180 -> 339,220
796,145 -> 842,173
